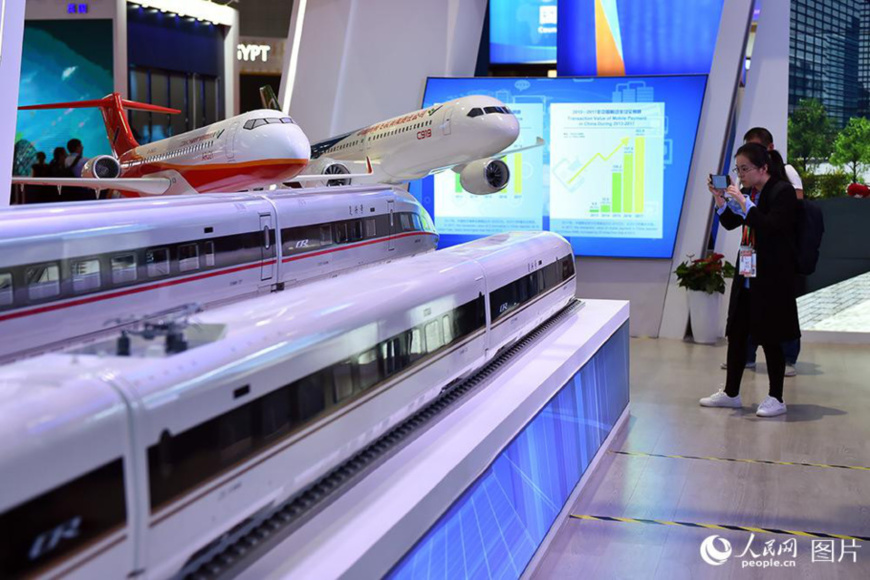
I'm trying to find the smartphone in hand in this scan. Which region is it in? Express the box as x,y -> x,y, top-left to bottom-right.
709,174 -> 731,190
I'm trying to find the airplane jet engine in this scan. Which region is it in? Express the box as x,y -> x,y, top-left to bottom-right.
81,155 -> 122,179
458,158 -> 510,195
306,158 -> 352,186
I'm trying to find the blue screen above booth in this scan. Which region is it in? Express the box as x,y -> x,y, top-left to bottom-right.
490,0 -> 558,65
409,75 -> 708,259
557,0 -> 724,76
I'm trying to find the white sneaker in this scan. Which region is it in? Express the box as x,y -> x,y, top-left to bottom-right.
784,364 -> 797,377
756,396 -> 787,417
700,389 -> 742,408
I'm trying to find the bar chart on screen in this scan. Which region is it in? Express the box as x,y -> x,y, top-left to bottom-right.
549,102 -> 665,239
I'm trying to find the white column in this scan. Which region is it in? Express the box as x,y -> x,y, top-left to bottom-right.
658,0 -> 756,339
114,0 -> 127,97
224,8 -> 239,118
279,0 -> 486,142
0,0 -> 25,206
714,0 -> 791,336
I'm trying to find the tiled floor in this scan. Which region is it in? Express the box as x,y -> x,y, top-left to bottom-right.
532,337 -> 870,579
798,272 -> 870,333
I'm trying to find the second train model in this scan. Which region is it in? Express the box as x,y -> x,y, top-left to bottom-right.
0,231 -> 576,579
0,185 -> 437,362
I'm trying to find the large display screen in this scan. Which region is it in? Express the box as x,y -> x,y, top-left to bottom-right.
490,0 -> 558,64
410,76 -> 708,258
557,0 -> 724,76
15,20 -> 114,173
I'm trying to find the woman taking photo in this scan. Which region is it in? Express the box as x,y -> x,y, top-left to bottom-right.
700,142 -> 799,417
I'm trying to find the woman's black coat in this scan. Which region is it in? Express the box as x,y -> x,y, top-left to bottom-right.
719,178 -> 801,343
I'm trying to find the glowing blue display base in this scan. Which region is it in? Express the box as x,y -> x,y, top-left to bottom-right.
240,300 -> 629,580
388,314 -> 630,579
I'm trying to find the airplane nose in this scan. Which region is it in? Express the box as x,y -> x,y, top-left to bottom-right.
489,113 -> 520,151
286,125 -> 311,162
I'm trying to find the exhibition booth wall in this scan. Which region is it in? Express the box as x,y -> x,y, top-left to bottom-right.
282,0 -> 760,339
17,0 -> 238,150
279,0 -> 488,143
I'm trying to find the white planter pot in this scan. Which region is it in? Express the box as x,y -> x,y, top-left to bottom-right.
687,290 -> 721,344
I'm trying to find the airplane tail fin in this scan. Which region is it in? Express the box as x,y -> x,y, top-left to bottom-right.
259,85 -> 282,111
19,93 -> 180,157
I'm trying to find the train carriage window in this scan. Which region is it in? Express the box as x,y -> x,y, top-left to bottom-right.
424,320 -> 443,353
26,264 -> 60,301
411,214 -> 423,231
349,220 -> 364,242
333,361 -> 355,403
356,348 -> 380,391
442,314 -> 454,345
334,222 -> 349,244
218,405 -> 254,464
364,218 -> 377,239
147,248 -> 171,277
0,273 -> 12,306
72,259 -> 101,293
289,371 -> 329,427
376,214 -> 391,237
543,262 -> 559,291
561,256 -> 575,281
1,458 -> 127,578
205,241 -> 216,267
399,213 -> 413,233
260,388 -> 292,440
111,254 -> 137,284
379,337 -> 400,376
407,327 -> 425,364
179,243 -> 200,272
320,224 -> 333,246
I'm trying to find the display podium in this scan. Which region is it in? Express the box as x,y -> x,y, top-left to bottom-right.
236,300 -> 630,579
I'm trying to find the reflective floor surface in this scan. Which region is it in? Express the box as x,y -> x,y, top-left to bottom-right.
533,337 -> 870,579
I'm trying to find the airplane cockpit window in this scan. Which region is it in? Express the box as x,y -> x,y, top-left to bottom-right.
244,118 -> 288,130
484,106 -> 503,114
467,108 -> 483,118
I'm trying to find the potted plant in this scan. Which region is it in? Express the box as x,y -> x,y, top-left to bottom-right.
674,253 -> 735,344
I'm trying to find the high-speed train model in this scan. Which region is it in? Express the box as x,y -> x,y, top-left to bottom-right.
0,185 -> 437,362
0,231 -> 576,579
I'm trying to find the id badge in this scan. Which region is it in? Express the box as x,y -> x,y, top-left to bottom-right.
739,245 -> 757,278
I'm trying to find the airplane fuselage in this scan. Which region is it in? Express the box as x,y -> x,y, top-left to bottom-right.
307,96 -> 519,183
119,110 -> 311,195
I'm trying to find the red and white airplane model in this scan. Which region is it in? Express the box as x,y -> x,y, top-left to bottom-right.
12,93 -> 369,197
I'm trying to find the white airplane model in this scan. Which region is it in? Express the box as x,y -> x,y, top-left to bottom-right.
270,87 -> 543,195
12,93 -> 372,197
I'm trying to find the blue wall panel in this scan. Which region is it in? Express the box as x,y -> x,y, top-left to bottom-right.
389,323 -> 630,579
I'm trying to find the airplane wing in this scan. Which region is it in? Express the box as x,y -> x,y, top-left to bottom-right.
499,136 -> 545,156
286,157 -> 375,184
451,137 -> 546,174
12,177 -> 172,196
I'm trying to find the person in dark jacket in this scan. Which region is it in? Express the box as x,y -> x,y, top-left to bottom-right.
700,143 -> 799,417
25,152 -> 55,204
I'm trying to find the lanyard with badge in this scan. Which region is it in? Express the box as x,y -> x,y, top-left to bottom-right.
738,189 -> 758,278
